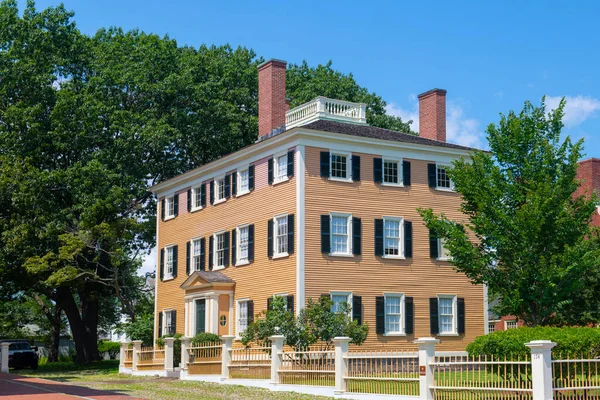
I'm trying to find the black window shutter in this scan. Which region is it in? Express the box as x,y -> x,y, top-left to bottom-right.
225,174 -> 231,199
249,165 -> 255,191
373,158 -> 383,183
248,224 -> 255,262
172,310 -> 177,335
352,217 -> 362,256
428,163 -> 437,187
430,298 -> 439,335
223,231 -> 230,267
232,172 -> 237,197
287,150 -> 295,177
287,214 -> 295,254
200,183 -> 206,207
158,312 -> 163,338
321,215 -> 331,253
352,155 -> 361,181
352,295 -> 362,325
458,298 -> 466,334
186,241 -> 191,275
247,300 -> 254,324
209,181 -> 214,205
405,297 -> 414,334
429,231 -> 439,259
403,161 -> 411,186
267,297 -> 273,311
172,245 -> 178,278
376,296 -> 385,334
208,236 -> 214,270
200,238 -> 206,271
287,295 -> 294,314
187,189 -> 192,212
404,221 -> 413,258
160,248 -> 164,280
320,151 -> 330,177
268,158 -> 274,185
231,229 -> 237,266
173,194 -> 179,216
161,199 -> 165,221
374,219 -> 384,256
267,220 -> 273,258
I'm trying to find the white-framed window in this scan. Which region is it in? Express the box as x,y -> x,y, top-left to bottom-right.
165,246 -> 175,278
330,151 -> 351,181
488,321 -> 497,333
330,213 -> 352,256
237,168 -> 250,196
505,320 -> 518,330
237,225 -> 249,265
438,238 -> 452,260
384,217 -> 404,258
214,176 -> 226,203
191,186 -> 203,211
385,294 -> 405,335
436,164 -> 453,190
163,309 -> 175,336
165,196 -> 175,219
438,295 -> 457,335
274,152 -> 288,184
330,292 -> 352,316
274,215 -> 288,257
237,299 -> 249,336
191,238 -> 203,271
383,159 -> 402,186
214,232 -> 226,269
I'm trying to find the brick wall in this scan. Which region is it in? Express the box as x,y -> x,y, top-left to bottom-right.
576,158 -> 600,227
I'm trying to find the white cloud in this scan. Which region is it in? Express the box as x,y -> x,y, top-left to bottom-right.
139,247 -> 156,277
545,95 -> 600,128
386,96 -> 484,148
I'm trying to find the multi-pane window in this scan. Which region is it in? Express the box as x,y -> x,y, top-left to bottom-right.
438,238 -> 451,260
330,153 -> 349,179
438,296 -> 456,334
192,239 -> 202,271
331,293 -> 351,315
331,214 -> 351,255
506,320 -> 518,330
237,300 -> 248,334
384,218 -> 402,257
165,196 -> 175,218
488,321 -> 496,333
275,154 -> 288,183
166,246 -> 174,276
215,178 -> 226,202
385,295 -> 403,334
383,160 -> 400,185
274,216 -> 288,255
215,232 -> 226,268
164,310 -> 175,335
238,225 -> 249,264
238,169 -> 249,194
436,165 -> 452,189
192,186 -> 203,209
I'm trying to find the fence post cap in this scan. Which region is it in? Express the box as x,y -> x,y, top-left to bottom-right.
268,335 -> 285,340
525,340 -> 557,350
414,337 -> 440,344
0,342 -> 9,348
132,340 -> 143,345
180,336 -> 192,343
332,336 -> 352,343
163,337 -> 175,343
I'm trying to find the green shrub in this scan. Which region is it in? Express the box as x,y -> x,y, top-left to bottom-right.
190,332 -> 220,346
97,341 -> 121,359
467,327 -> 600,358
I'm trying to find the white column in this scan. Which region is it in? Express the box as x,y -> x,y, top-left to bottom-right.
333,336 -> 351,394
164,337 -> 175,372
184,300 -> 189,337
525,340 -> 556,400
211,296 -> 219,334
1,342 -> 9,373
132,340 -> 142,371
415,337 -> 439,400
221,335 -> 235,380
180,336 -> 191,374
269,335 -> 285,385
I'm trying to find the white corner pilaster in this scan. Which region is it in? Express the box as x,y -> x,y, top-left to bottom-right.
525,340 -> 556,400
295,145 -> 306,316
415,337 -> 439,400
211,296 -> 219,334
269,335 -> 285,386
333,336 -> 351,394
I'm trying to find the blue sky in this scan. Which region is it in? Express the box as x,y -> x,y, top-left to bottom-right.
23,0 -> 600,157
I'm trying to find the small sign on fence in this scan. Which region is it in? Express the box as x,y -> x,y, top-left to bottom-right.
419,365 -> 426,376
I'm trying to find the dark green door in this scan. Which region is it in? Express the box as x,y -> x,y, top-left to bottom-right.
196,299 -> 206,334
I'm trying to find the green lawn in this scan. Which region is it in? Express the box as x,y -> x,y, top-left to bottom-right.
19,360 -> 334,400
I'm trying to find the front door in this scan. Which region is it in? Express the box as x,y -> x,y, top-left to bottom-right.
195,299 -> 206,334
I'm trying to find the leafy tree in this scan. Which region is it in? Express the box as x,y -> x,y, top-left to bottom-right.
419,98 -> 600,327
242,296 -> 368,349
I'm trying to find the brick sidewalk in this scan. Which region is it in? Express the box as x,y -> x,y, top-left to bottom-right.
0,372 -> 140,399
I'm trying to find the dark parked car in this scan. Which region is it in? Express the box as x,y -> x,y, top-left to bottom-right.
1,340 -> 39,370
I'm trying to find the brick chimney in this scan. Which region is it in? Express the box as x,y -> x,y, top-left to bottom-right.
575,158 -> 600,227
418,88 -> 447,142
258,59 -> 288,137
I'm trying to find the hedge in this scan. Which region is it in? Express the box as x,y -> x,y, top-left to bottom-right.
98,341 -> 121,359
467,327 -> 600,358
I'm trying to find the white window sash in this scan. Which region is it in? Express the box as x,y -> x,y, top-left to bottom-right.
384,294 -> 405,334
237,225 -> 249,264
214,233 -> 225,268
330,213 -> 352,256
329,151 -> 352,181
383,217 -> 404,258
437,295 -> 457,334
273,215 -> 288,256
382,159 -> 402,186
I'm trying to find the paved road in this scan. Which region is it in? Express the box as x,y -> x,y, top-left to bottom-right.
0,372 -> 140,399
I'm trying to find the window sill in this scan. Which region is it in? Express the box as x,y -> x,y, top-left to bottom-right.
273,177 -> 289,186
190,206 -> 203,213
235,260 -> 250,267
213,198 -> 226,205
328,253 -> 354,258
381,182 -> 404,188
437,333 -> 460,337
163,275 -> 174,281
383,333 -> 407,337
383,255 -> 406,260
328,177 -> 353,183
236,190 -> 250,198
437,257 -> 452,262
272,252 -> 289,260
164,215 -> 175,221
435,187 -> 455,193
213,265 -> 225,271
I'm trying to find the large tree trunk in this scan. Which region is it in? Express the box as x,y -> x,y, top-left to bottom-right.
80,287 -> 101,362
48,305 -> 62,363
